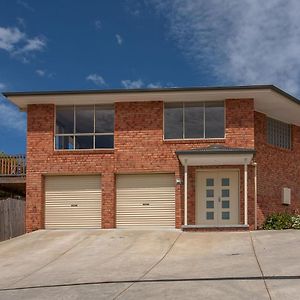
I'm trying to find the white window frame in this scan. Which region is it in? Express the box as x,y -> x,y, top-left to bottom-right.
163,101 -> 226,140
54,104 -> 114,150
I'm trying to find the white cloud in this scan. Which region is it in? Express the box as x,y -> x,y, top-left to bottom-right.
17,0 -> 34,12
0,27 -> 25,51
21,37 -> 45,52
95,19 -> 102,30
0,83 -> 5,90
86,73 -> 106,86
0,26 -> 46,62
36,69 -> 45,77
121,79 -> 143,89
147,82 -> 162,88
0,98 -> 26,131
17,17 -> 26,28
35,69 -> 55,78
152,0 -> 300,96
115,34 -> 123,45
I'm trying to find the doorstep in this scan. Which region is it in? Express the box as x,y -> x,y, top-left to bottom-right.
181,224 -> 249,232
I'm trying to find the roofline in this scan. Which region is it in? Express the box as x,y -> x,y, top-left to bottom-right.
176,149 -> 256,155
2,84 -> 300,106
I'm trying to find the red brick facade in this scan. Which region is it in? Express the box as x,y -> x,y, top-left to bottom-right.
25,97 -> 299,232
254,112 -> 300,227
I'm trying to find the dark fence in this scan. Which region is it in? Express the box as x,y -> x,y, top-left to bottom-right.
0,198 -> 25,242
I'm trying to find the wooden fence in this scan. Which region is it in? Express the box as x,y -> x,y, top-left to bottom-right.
0,198 -> 25,242
0,155 -> 26,176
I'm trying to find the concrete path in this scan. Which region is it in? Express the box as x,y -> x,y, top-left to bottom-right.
0,229 -> 299,299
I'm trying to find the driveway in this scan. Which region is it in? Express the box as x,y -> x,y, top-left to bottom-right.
0,229 -> 299,299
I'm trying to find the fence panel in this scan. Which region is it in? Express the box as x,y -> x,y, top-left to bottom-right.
0,198 -> 25,242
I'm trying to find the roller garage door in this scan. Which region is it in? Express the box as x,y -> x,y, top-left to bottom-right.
45,175 -> 101,229
116,174 -> 175,229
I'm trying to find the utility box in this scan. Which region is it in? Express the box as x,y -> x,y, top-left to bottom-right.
282,188 -> 291,205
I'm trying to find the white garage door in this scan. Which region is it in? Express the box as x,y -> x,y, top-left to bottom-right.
45,175 -> 101,229
116,174 -> 175,229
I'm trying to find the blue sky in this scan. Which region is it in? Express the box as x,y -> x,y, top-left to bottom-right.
0,0 -> 300,154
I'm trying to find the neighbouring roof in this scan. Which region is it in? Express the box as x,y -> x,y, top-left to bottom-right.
176,145 -> 256,155
2,84 -> 300,126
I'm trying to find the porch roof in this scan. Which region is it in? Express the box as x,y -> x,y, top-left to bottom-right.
176,145 -> 255,166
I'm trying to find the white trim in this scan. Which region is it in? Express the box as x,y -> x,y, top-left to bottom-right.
253,162 -> 258,229
244,163 -> 248,225
184,161 -> 188,226
54,104 -> 115,151
7,88 -> 300,126
178,153 -> 254,166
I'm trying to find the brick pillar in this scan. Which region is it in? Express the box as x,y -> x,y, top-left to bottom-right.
101,172 -> 116,228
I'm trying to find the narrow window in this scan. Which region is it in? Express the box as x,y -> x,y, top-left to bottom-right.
76,106 -> 94,133
56,106 -> 74,134
184,102 -> 204,138
164,103 -> 183,139
267,117 -> 291,149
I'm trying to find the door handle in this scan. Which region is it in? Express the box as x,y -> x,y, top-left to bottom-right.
142,203 -> 150,206
71,204 -> 78,207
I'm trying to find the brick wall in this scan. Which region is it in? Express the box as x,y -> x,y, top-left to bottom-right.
26,98 -> 255,232
254,112 -> 300,227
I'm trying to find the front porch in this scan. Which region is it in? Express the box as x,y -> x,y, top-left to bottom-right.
176,145 -> 256,231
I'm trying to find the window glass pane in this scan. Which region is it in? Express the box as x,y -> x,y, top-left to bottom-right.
75,135 -> 93,149
184,102 -> 204,138
222,200 -> 230,209
206,212 -> 214,220
206,178 -> 214,186
55,135 -> 74,149
222,212 -> 230,220
95,135 -> 114,149
222,189 -> 230,197
222,178 -> 230,186
206,200 -> 214,209
206,189 -> 214,197
56,106 -> 74,134
205,102 -> 224,138
95,105 -> 114,133
164,103 -> 183,139
267,117 -> 291,149
76,106 -> 94,133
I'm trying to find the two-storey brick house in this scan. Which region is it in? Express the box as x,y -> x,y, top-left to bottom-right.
4,85 -> 300,232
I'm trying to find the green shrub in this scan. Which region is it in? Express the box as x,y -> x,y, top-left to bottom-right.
291,215 -> 300,229
263,212 -> 294,230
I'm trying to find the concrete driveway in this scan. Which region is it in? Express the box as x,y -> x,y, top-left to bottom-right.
0,230 -> 299,300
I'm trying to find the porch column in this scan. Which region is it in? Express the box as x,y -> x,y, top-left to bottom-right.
244,162 -> 248,225
184,160 -> 188,226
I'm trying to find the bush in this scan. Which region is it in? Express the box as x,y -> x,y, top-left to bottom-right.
291,215 -> 300,229
263,212 -> 296,230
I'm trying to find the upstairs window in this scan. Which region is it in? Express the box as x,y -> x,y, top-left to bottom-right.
267,117 -> 291,149
164,101 -> 225,139
55,105 -> 114,150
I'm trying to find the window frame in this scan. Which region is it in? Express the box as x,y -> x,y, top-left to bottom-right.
267,117 -> 292,150
163,101 -> 226,140
54,104 -> 114,151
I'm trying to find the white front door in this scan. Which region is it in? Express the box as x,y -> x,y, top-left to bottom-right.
196,170 -> 239,225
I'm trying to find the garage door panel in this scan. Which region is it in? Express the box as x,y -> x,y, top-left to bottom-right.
45,175 -> 101,229
116,174 -> 175,229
